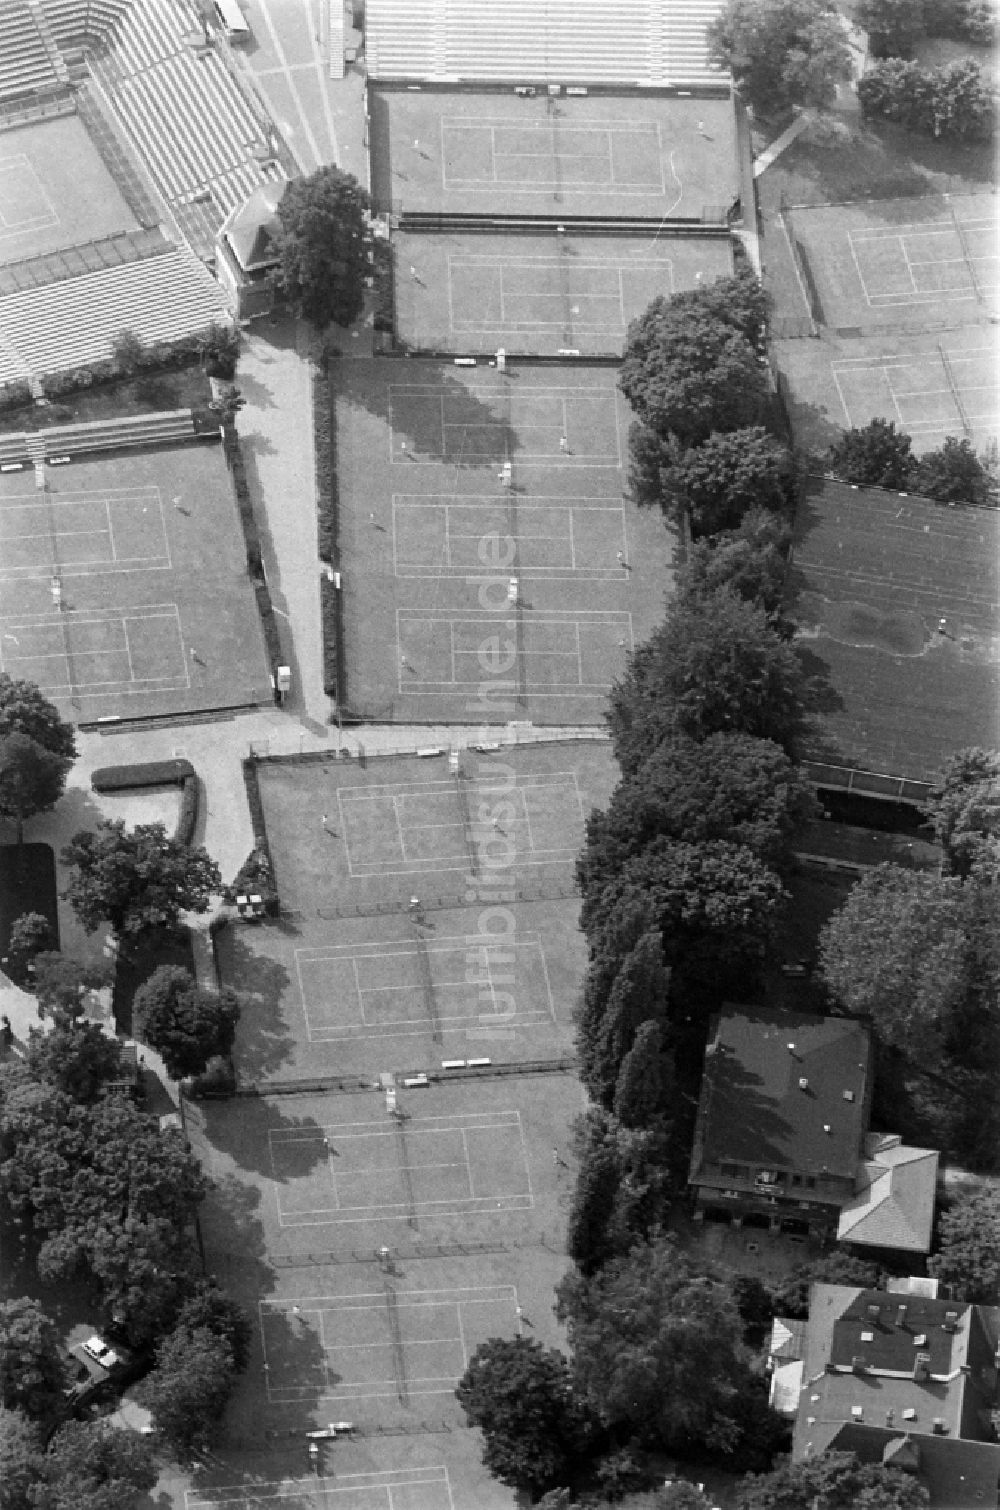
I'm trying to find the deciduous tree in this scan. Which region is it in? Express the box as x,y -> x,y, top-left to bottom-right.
912,435 -> 992,505
677,510 -> 792,620
456,1337 -> 588,1497
61,820 -> 221,938
736,1450 -> 930,1509
170,1280 -> 252,1373
134,965 -> 240,1080
556,1234 -> 745,1451
620,302 -> 768,451
927,1185 -> 1000,1302
0,1405 -> 43,1510
768,1251 -> 884,1319
923,747 -> 1000,879
275,166 -> 371,329
138,1324 -> 237,1463
0,1300 -> 65,1421
608,589 -> 807,775
32,951 -> 112,1023
25,1018 -> 123,1103
2,914 -> 51,986
40,1420 -> 157,1510
576,931 -> 669,1110
852,0 -> 927,57
664,428 -> 795,536
827,418 -> 914,490
613,1019 -> 673,1129
818,866 -> 970,1059
0,734 -> 71,845
0,675 -> 76,762
707,0 -> 852,116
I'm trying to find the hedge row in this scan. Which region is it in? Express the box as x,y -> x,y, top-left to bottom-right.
92,759 -> 194,791
89,761 -> 199,846
321,572 -> 340,699
371,240 -> 394,336
314,365 -> 337,563
254,582 -> 283,669
224,425 -> 264,580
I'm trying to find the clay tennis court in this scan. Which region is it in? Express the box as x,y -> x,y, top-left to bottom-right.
370,86 -> 738,221
0,444 -> 272,721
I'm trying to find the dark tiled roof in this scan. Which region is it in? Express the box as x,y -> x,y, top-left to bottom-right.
830,1291 -> 969,1375
691,1005 -> 870,1181
827,1424 -> 1000,1509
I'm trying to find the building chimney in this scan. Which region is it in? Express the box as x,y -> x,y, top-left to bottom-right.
799,1077 -> 809,1090
913,1353 -> 931,1382
943,1311 -> 959,1333
896,1305 -> 908,1328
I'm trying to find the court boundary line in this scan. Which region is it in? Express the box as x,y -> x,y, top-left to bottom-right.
386,380 -> 623,466
294,931 -> 556,1039
391,491 -> 628,577
438,115 -> 667,195
829,349 -> 994,434
395,608 -> 633,695
186,1465 -> 453,1508
446,251 -> 673,334
0,484 -> 171,579
0,602 -> 189,692
0,152 -> 59,238
269,1115 -> 534,1227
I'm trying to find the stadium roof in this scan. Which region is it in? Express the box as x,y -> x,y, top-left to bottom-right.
788,479 -> 1000,787
365,0 -> 729,87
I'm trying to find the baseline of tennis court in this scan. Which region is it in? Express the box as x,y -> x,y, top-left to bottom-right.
0,486 -> 170,577
392,495 -> 626,577
446,251 -> 669,333
387,382 -> 622,465
260,1285 -> 518,1404
187,1466 -> 454,1510
0,603 -> 188,694
269,1113 -> 532,1227
295,932 -> 554,1041
831,343 -> 994,444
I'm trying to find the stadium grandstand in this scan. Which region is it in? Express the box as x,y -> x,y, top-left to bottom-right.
364,0 -> 729,87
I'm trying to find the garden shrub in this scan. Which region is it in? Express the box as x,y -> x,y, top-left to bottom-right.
321,571 -> 339,698
226,848 -> 278,913
185,1053 -> 237,1099
858,56 -> 994,139
174,776 -> 200,848
0,379 -> 34,413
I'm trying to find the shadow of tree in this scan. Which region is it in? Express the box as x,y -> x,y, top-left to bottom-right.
332,354 -> 513,468
215,925 -> 294,1083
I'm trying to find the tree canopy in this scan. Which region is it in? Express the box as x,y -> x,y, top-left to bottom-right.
736,1450 -> 930,1509
620,300 -> 769,452
61,820 -> 221,938
24,1017 -> 123,1103
555,1234 -> 746,1452
456,1337 -> 588,1496
827,418 -> 914,491
927,1184 -> 1000,1302
134,965 -> 240,1080
853,0 -> 927,57
275,166 -> 371,330
923,747 -> 1000,879
912,435 -> 992,505
0,675 -> 76,762
708,0 -> 853,115
0,1299 -> 65,1422
0,733 -> 72,845
576,930 -> 670,1110
818,865 -> 974,1060
677,510 -> 792,621
608,588 -> 807,775
0,1405 -> 43,1510
37,1420 -> 157,1510
0,1086 -> 207,1342
138,1323 -> 237,1463
32,951 -> 112,1023
663,428 -> 796,537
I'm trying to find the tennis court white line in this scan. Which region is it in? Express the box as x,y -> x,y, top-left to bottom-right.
187,1466 -> 453,1510
0,152 -> 58,236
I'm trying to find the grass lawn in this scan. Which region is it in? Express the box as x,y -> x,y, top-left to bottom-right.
0,842 -> 59,955
112,924 -> 195,1037
0,364 -> 212,435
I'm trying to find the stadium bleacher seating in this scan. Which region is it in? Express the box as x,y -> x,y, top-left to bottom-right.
90,0 -> 287,259
0,1 -> 61,100
365,0 -> 728,86
0,409 -> 200,468
0,246 -> 228,379
39,0 -> 132,53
